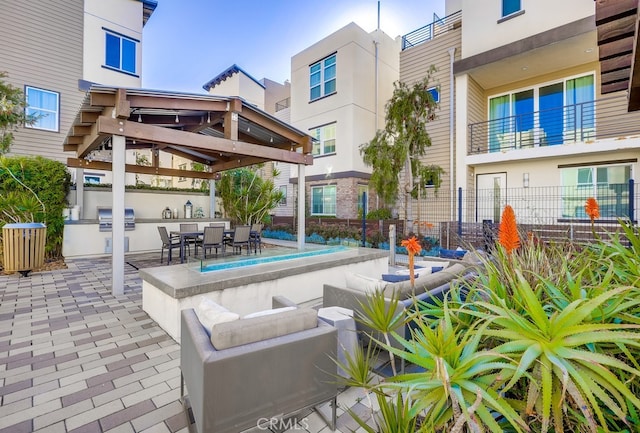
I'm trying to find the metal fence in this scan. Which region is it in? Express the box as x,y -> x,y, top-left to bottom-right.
270,180 -> 639,249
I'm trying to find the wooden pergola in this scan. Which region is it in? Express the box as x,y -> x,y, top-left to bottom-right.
63,86 -> 313,295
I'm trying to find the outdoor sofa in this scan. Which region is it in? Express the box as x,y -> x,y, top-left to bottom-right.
180,295 -> 337,433
323,255 -> 477,349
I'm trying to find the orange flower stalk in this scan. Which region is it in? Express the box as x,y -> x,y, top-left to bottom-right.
498,205 -> 520,255
585,197 -> 600,222
401,236 -> 422,287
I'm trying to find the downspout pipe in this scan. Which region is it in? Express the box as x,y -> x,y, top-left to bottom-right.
448,47 -> 456,221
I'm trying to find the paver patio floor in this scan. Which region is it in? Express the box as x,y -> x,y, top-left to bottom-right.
0,252 -> 376,433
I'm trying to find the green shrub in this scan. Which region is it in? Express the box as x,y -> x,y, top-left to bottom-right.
0,156 -> 70,258
365,207 -> 393,220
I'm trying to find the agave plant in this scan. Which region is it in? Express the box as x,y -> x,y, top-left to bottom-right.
380,305 -> 527,433
466,269 -> 640,433
356,289 -> 406,376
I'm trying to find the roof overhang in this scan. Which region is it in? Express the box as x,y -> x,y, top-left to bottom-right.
63,86 -> 313,179
596,0 -> 640,110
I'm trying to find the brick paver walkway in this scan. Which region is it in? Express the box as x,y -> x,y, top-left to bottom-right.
0,253 -> 374,433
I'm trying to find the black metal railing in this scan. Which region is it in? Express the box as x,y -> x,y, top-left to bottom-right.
401,10 -> 462,50
468,94 -> 640,155
275,97 -> 290,112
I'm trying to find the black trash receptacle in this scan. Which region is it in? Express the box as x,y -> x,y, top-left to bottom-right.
2,223 -> 47,276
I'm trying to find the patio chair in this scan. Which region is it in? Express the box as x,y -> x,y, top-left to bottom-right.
179,223 -> 199,256
197,226 -> 226,258
226,225 -> 251,255
250,223 -> 263,253
158,226 -> 181,264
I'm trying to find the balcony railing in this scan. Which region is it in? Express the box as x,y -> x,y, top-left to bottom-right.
468,94 -> 640,155
401,10 -> 462,50
275,97 -> 290,112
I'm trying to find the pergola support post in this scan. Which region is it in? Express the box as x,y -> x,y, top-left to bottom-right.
111,134 -> 126,296
297,163 -> 305,250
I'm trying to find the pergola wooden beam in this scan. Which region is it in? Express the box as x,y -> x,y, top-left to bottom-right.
67,158 -> 219,179
97,116 -> 314,165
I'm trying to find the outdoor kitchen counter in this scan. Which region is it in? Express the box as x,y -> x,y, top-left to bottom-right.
62,219 -> 230,258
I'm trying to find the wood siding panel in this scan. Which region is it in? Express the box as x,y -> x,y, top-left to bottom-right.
466,77 -> 485,191
399,27 -> 462,216
0,0 -> 84,162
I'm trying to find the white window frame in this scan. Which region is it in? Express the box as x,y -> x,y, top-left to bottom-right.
501,0 -> 522,18
309,53 -> 336,101
311,185 -> 336,216
311,123 -> 336,157
428,86 -> 440,103
279,185 -> 287,206
178,163 -> 187,182
560,163 -> 633,219
103,28 -> 138,76
488,72 -> 596,118
24,86 -> 59,132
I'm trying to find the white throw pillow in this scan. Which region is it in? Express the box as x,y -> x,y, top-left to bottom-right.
414,260 -> 450,271
395,267 -> 431,277
195,297 -> 240,333
345,272 -> 386,293
243,306 -> 297,319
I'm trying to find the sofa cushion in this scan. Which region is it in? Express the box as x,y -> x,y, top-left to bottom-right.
439,248 -> 467,259
243,306 -> 296,319
345,272 -> 387,293
211,308 -> 318,350
383,262 -> 467,299
195,298 -> 240,335
414,260 -> 450,270
381,273 -> 414,283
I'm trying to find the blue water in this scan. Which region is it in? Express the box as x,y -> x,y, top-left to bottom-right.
200,246 -> 348,272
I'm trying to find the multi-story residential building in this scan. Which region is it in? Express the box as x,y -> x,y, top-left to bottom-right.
400,0 -> 640,226
202,64 -> 293,216
0,0 -> 157,186
290,22 -> 400,219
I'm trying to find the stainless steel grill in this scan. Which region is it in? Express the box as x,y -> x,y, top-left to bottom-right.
98,207 -> 135,232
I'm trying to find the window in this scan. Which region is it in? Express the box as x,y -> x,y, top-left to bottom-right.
502,0 -> 521,17
84,175 -> 101,185
25,86 -> 59,132
311,123 -> 336,156
357,185 -> 368,215
310,54 -> 336,100
311,185 -> 336,216
279,185 -> 287,206
104,29 -> 138,75
178,163 -> 187,182
428,87 -> 440,103
561,164 -> 632,219
488,73 -> 594,151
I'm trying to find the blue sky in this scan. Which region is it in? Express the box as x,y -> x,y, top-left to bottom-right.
142,0 -> 445,94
